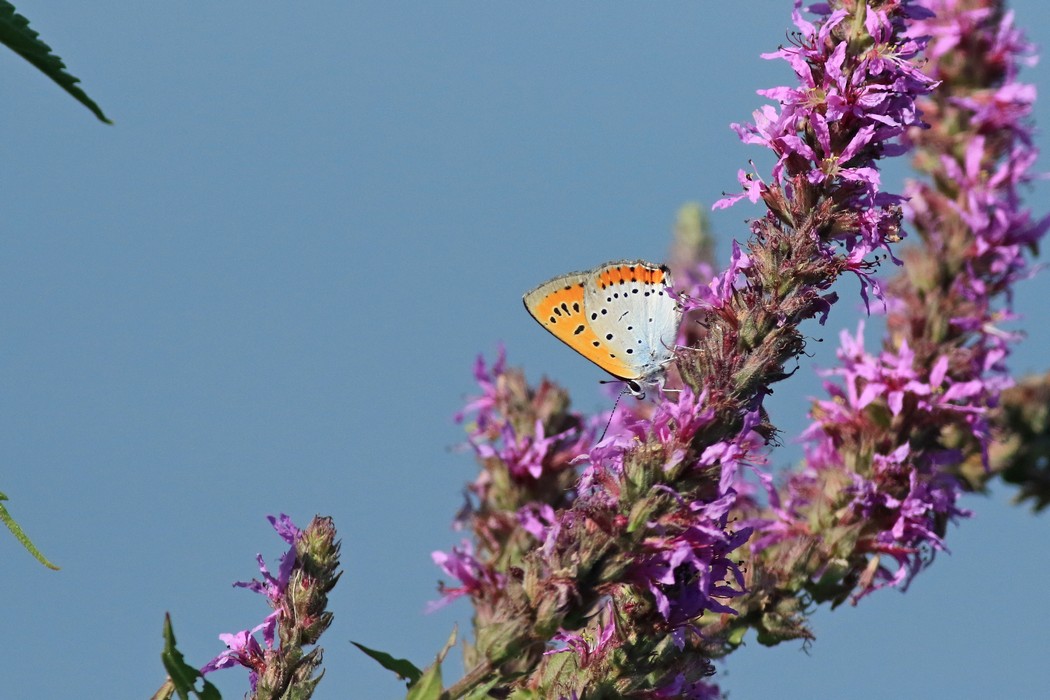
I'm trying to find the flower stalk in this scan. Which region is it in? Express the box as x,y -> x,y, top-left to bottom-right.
200,514 -> 341,700
435,1 -> 992,696
745,0 -> 1047,619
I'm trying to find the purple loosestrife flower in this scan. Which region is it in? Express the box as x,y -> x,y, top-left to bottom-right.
267,512 -> 301,547
441,1 -> 982,697
945,9 -> 1050,506
439,349 -> 590,571
649,674 -> 723,700
201,514 -> 341,699
718,1 -> 935,264
202,515 -> 298,684
518,502 -> 557,542
427,540 -> 503,613
543,600 -> 617,668
759,0 -> 1048,604
454,347 -> 507,430
458,348 -> 592,492
443,347 -> 754,695
630,491 -> 751,626
472,419 -> 571,481
230,514 -> 299,645
201,624 -> 269,692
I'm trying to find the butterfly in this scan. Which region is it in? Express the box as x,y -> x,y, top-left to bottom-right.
523,260 -> 683,398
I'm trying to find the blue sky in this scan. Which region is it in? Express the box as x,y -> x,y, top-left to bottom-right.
3,3 -> 1050,698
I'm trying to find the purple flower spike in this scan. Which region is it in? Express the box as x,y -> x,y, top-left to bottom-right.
776,0 -> 1049,602
439,1 -> 1046,697
200,515 -> 340,695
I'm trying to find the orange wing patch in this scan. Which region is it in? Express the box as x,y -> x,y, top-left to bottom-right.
523,280 -> 635,380
595,263 -> 666,289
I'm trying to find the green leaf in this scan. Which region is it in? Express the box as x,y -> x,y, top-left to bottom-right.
460,678 -> 503,700
405,627 -> 457,700
0,1 -> 111,123
351,641 -> 422,684
0,491 -> 59,570
405,662 -> 443,700
160,614 -> 222,700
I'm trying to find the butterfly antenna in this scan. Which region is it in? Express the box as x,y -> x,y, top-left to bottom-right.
597,386 -> 627,443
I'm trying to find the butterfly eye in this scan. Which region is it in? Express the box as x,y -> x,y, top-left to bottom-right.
626,380 -> 645,399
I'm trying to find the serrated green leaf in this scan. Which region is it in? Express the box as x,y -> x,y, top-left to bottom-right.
160,614 -> 222,700
351,641 -> 422,684
0,1 -> 111,123
0,491 -> 59,570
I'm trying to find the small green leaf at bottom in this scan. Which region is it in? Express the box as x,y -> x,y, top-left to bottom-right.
405,660 -> 443,700
405,626 -> 457,700
160,614 -> 221,700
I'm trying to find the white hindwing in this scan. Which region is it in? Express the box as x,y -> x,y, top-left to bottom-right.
582,271 -> 681,387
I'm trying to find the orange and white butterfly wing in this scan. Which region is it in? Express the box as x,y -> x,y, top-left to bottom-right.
582,261 -> 681,383
523,270 -> 638,381
523,260 -> 682,388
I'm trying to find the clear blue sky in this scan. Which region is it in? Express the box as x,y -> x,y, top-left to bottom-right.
3,3 -> 1049,698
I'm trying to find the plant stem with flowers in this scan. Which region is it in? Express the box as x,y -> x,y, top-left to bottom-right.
156,2 -> 1047,698
432,1 -> 1027,697
744,0 -> 1048,622
158,514 -> 341,700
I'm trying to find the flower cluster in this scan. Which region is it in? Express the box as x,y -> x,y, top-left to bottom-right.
150,3 -> 1048,699
201,514 -> 341,698
748,0 -> 1047,603
446,349 -> 751,697
452,348 -> 591,563
714,0 -> 936,304
436,3 -> 955,695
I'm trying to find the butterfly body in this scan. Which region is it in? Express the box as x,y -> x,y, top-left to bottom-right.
523,260 -> 682,397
